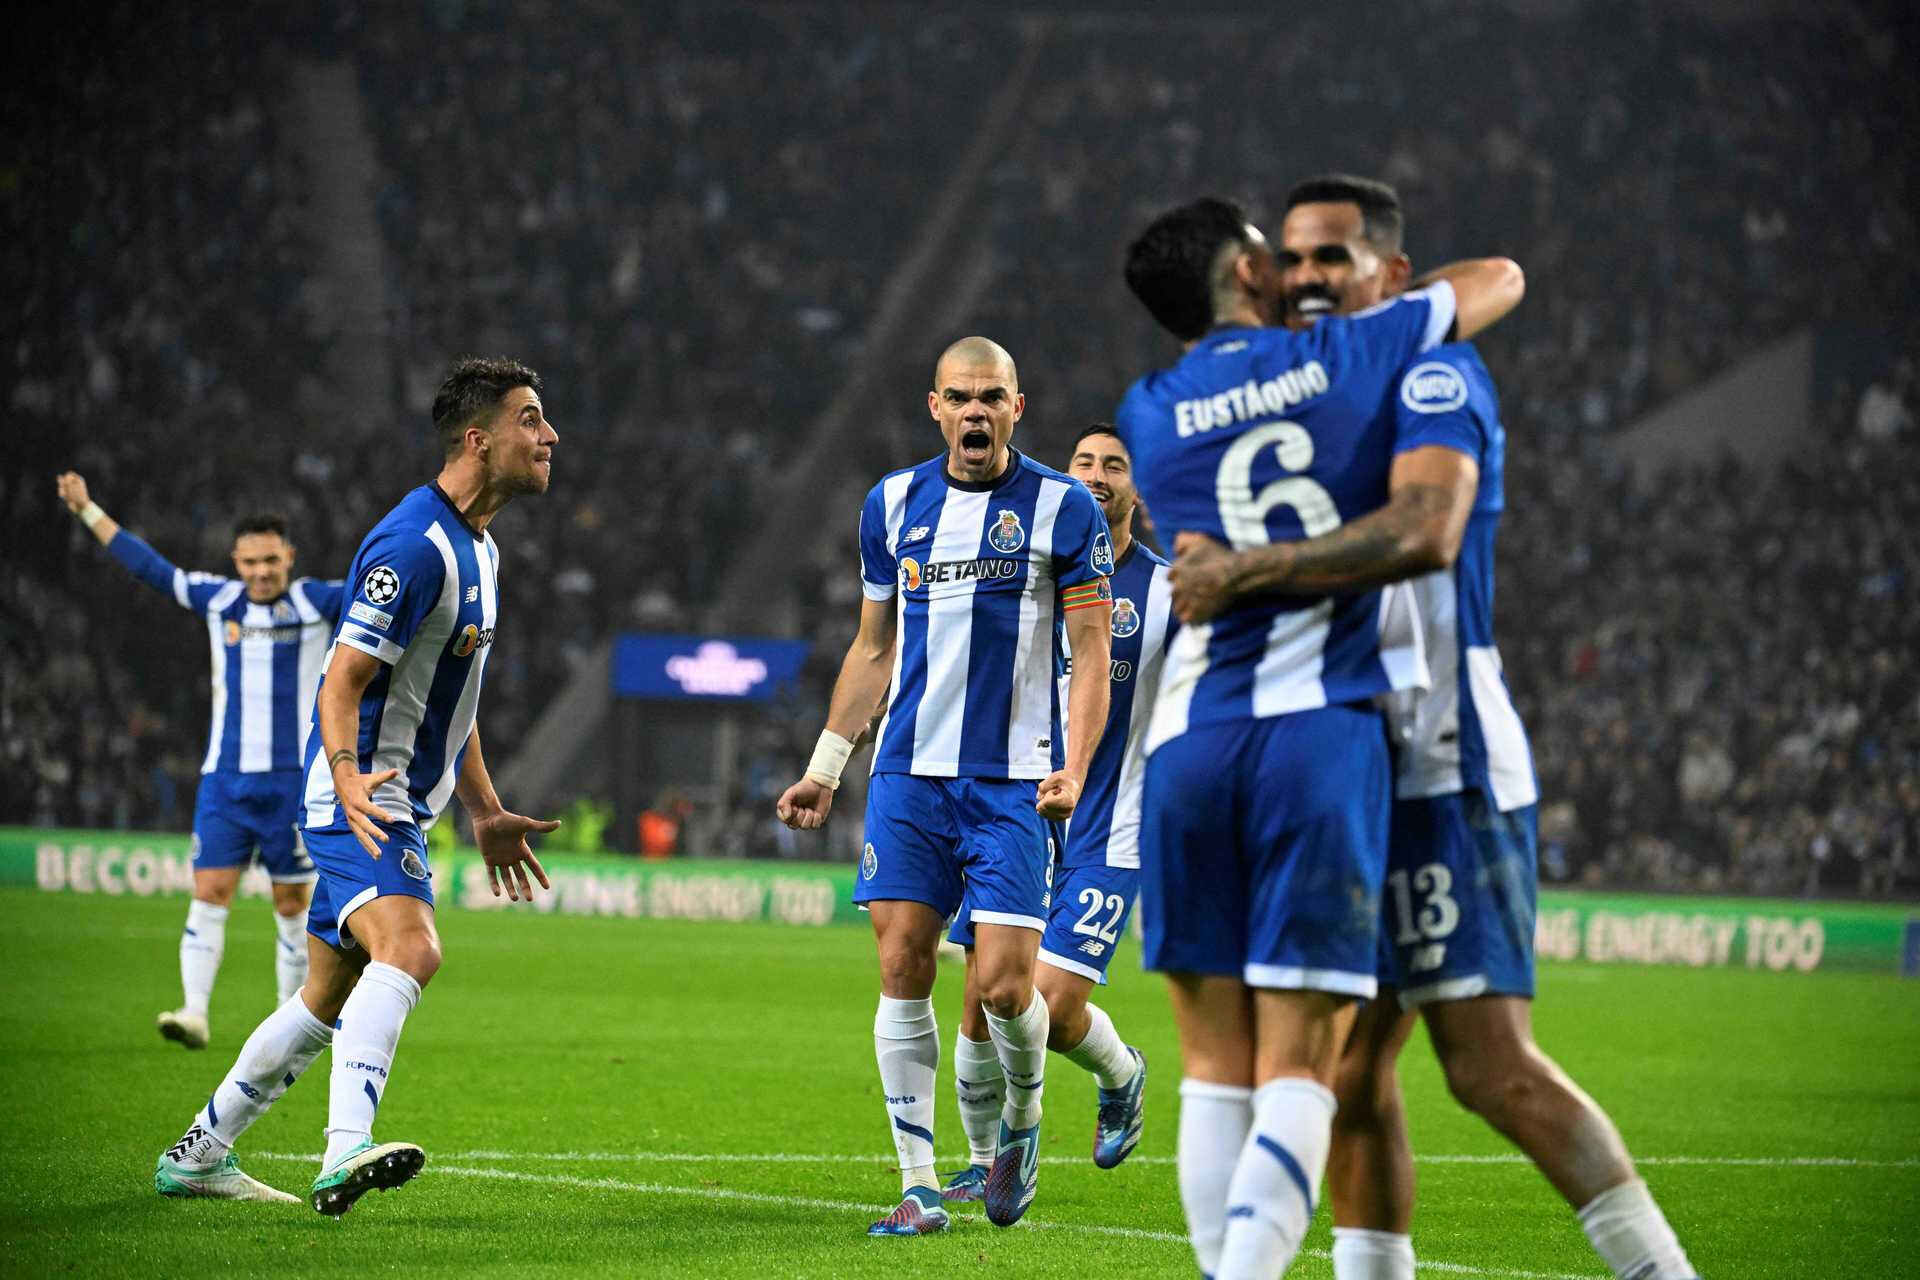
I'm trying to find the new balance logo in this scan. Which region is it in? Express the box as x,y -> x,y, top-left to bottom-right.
1077,939 -> 1106,957
465,585 -> 479,603
235,1081 -> 263,1101
1408,943 -> 1447,973
903,526 -> 931,543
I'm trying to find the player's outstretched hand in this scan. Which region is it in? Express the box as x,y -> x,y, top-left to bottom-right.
777,779 -> 834,830
1170,531 -> 1238,624
337,766 -> 402,857
56,471 -> 92,513
1035,771 -> 1082,820
473,809 -> 558,902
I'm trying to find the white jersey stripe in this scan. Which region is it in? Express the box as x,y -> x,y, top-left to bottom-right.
421,532 -> 498,822
1249,600 -> 1334,719
237,602 -> 277,772
366,524 -> 462,823
1006,480 -> 1065,770
910,489 -> 989,775
201,614 -> 229,774
290,582 -> 330,761
1144,622 -> 1208,757
1103,560 -> 1173,869
1466,646 -> 1537,811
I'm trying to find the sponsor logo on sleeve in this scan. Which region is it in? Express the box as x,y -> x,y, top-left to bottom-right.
363,565 -> 400,605
1400,362 -> 1470,414
347,601 -> 394,631
1091,530 -> 1115,575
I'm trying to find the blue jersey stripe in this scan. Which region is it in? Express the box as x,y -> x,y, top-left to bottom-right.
956,478 -> 1042,769
270,616 -> 302,770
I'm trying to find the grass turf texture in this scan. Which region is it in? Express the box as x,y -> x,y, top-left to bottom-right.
1,887 -> 1914,1277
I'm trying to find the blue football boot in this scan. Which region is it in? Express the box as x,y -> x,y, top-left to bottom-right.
983,1118 -> 1041,1227
939,1163 -> 989,1202
867,1185 -> 950,1237
1092,1046 -> 1147,1169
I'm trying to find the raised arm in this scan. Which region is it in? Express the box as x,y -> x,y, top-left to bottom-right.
1414,258 -> 1525,341
1170,445 -> 1479,622
454,723 -> 558,901
777,595 -> 898,831
57,470 -> 207,604
1038,600 -> 1113,820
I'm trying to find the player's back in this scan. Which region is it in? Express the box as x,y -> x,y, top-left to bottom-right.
1386,342 -> 1536,810
302,484 -> 501,830
1116,286 -> 1456,751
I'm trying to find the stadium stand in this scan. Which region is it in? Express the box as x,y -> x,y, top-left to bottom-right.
6,0 -> 1914,897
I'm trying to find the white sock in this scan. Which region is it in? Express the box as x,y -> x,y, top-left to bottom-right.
1332,1227 -> 1416,1280
274,909 -> 310,1004
180,899 -> 228,1017
322,961 -> 421,1170
1179,1079 -> 1253,1277
165,995 -> 333,1170
1063,1002 -> 1137,1090
984,992 -> 1049,1130
1217,1077 -> 1338,1280
955,1033 -> 1004,1167
1579,1179 -> 1696,1279
874,995 -> 939,1193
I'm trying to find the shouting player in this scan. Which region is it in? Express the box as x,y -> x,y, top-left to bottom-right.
941,423 -> 1172,1201
152,357 -> 560,1213
777,338 -> 1114,1236
1173,175 -> 1696,1280
1117,196 -> 1523,1278
57,475 -> 341,1047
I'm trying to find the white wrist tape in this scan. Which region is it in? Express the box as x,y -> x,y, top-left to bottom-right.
805,730 -> 855,790
79,502 -> 106,529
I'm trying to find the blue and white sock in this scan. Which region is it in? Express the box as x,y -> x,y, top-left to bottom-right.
1579,1179 -> 1696,1279
180,899 -> 228,1017
322,962 -> 421,1171
1179,1079 -> 1253,1276
984,993 -> 1048,1130
954,1033 -> 1004,1168
1063,1002 -> 1137,1090
1332,1227 -> 1415,1279
273,908 -> 309,1005
165,994 -> 333,1170
1216,1077 -> 1337,1279
874,995 -> 940,1193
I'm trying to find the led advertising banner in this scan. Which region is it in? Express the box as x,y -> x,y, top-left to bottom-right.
611,633 -> 811,701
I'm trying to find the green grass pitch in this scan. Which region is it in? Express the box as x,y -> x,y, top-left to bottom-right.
1,887 -> 1915,1277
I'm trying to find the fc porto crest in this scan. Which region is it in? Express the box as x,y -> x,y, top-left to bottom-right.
272,601 -> 297,625
988,509 -> 1026,553
861,843 -> 878,880
400,847 -> 429,881
1110,597 -> 1140,638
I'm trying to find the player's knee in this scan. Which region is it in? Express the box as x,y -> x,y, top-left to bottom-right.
1439,1045 -> 1536,1126
876,940 -> 935,997
1332,1052 -> 1395,1127
374,932 -> 442,987
977,976 -> 1033,1021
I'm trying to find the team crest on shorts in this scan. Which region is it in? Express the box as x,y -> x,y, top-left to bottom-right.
861,843 -> 878,880
988,510 -> 1026,553
363,565 -> 400,605
1110,598 -> 1139,637
400,847 -> 429,881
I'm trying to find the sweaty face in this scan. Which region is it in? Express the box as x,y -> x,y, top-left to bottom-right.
1067,434 -> 1136,536
231,533 -> 292,601
1277,201 -> 1392,329
929,360 -> 1022,483
484,386 -> 558,495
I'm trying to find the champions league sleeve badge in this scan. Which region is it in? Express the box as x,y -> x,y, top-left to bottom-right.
363,565 -> 400,605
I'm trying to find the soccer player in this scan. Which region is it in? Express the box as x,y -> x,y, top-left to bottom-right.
940,423 -> 1171,1201
1116,196 -> 1523,1278
151,357 -> 560,1212
56,474 -> 342,1048
776,337 -> 1114,1236
1174,176 -> 1696,1280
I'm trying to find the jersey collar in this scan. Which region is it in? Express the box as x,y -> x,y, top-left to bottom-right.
941,446 -> 1024,493
429,482 -> 487,541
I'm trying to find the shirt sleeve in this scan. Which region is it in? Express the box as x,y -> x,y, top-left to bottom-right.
1392,350 -> 1485,461
1348,280 -> 1459,366
334,534 -> 446,665
299,578 -> 350,623
1052,483 -> 1116,609
858,485 -> 896,602
107,529 -> 230,611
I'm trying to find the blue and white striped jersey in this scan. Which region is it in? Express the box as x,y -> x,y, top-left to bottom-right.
859,449 -> 1114,780
1058,541 -> 1174,870
301,484 -> 500,831
108,530 -> 342,774
1115,283 -> 1457,754
1382,343 -> 1537,811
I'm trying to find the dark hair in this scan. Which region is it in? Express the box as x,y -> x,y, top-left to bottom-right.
1124,197 -> 1255,341
232,512 -> 290,544
1072,421 -> 1126,453
1282,174 -> 1404,253
432,356 -> 543,458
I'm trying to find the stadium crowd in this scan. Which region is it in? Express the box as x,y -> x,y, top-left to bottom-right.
6,0 -> 1914,898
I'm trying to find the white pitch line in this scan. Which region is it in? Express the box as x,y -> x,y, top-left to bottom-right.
255,1149 -> 1920,1170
